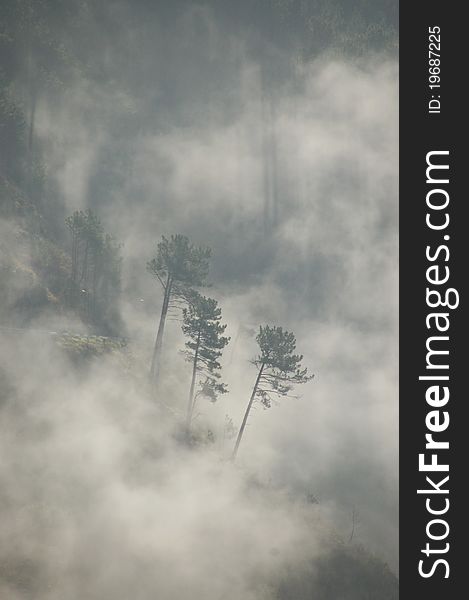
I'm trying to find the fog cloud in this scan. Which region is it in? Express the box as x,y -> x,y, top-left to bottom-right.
1,1 -> 398,596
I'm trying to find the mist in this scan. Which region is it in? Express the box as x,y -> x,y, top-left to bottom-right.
1,1 -> 398,598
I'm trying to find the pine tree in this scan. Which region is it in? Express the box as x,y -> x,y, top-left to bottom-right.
65,210 -> 121,324
182,291 -> 229,429
147,235 -> 211,385
66,209 -> 104,312
232,325 -> 312,459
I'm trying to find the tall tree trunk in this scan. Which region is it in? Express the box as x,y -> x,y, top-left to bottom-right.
269,95 -> 279,228
79,239 -> 89,315
91,258 -> 96,317
69,232 -> 78,305
260,67 -> 278,235
261,81 -> 272,236
186,328 -> 201,429
150,274 -> 172,384
79,240 -> 89,286
71,233 -> 78,282
25,10 -> 37,196
232,362 -> 265,460
26,86 -> 38,198
28,85 -> 37,159
91,248 -> 100,319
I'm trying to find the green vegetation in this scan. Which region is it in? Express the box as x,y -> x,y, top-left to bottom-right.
0,2 -> 398,597
147,234 -> 211,384
55,332 -> 127,359
65,209 -> 122,328
233,325 -> 312,459
182,291 -> 230,428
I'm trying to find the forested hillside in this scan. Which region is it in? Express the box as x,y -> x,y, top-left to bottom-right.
1,2 -> 398,598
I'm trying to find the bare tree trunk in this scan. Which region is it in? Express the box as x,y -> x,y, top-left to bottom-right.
150,274 -> 172,384
26,86 -> 38,199
28,86 -> 37,158
260,66 -> 278,235
232,362 -> 265,460
349,507 -> 358,543
269,96 -> 279,228
79,240 -> 89,286
78,239 -> 89,316
71,233 -> 78,282
69,232 -> 78,305
91,249 -> 98,318
261,80 -> 272,236
186,329 -> 201,429
25,10 -> 37,196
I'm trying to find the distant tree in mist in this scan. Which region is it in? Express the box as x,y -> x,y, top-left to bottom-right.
65,209 -> 122,326
181,291 -> 229,429
232,325 -> 312,459
147,234 -> 211,386
66,210 -> 102,296
0,0 -> 83,195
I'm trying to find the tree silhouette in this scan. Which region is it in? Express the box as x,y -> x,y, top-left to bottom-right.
65,209 -> 121,324
233,325 -> 312,459
181,291 -> 229,429
147,234 -> 211,386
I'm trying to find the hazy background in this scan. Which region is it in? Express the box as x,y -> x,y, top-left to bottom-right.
1,1 -> 398,597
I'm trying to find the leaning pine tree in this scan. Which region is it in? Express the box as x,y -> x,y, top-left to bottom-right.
182,292 -> 230,429
147,235 -> 211,385
232,325 -> 312,459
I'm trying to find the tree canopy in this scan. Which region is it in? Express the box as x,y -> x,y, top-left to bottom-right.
182,291 -> 230,426
233,324 -> 312,458
147,234 -> 211,294
147,234 -> 212,384
253,324 -> 312,407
